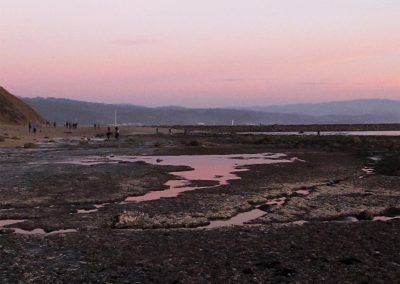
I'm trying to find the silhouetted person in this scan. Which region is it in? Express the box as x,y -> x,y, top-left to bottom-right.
169,128 -> 172,136
32,123 -> 37,134
156,128 -> 159,134
28,122 -> 32,133
106,127 -> 112,140
53,121 -> 56,128
317,130 -> 321,136
114,126 -> 120,140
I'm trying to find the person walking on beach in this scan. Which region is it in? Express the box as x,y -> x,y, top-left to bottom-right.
114,126 -> 120,140
106,126 -> 112,140
28,122 -> 32,133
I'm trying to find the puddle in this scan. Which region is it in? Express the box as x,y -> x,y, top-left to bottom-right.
333,216 -> 359,223
77,209 -> 99,214
12,228 -> 77,236
369,156 -> 382,162
373,216 -> 400,221
238,131 -> 400,136
291,220 -> 308,225
0,208 -> 15,212
362,167 -> 375,175
124,179 -> 201,203
120,153 -> 296,202
0,219 -> 77,236
203,197 -> 287,229
293,189 -> 310,196
76,203 -> 108,214
332,215 -> 400,223
0,219 -> 26,227
205,208 -> 266,229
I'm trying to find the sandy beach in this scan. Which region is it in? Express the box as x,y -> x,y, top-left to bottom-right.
0,124 -> 181,148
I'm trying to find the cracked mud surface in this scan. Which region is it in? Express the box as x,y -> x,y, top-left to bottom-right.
1,134 -> 400,283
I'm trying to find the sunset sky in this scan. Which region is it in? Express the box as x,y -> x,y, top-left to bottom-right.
1,0 -> 399,107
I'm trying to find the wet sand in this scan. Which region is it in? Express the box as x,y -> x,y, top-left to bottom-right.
0,124 -> 177,148
1,126 -> 400,282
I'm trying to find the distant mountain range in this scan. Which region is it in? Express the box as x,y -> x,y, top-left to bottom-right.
21,97 -> 400,125
245,99 -> 400,117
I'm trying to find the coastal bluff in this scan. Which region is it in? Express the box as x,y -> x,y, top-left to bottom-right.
0,86 -> 45,125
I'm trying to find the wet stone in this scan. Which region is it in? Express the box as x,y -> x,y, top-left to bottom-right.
357,210 -> 374,220
383,207 -> 400,217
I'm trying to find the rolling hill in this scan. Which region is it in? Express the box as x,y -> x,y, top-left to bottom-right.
0,87 -> 46,125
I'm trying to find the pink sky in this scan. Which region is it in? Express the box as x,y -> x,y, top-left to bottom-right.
1,0 -> 399,107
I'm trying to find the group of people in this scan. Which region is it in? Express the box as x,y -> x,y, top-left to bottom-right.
106,126 -> 120,140
28,122 -> 37,134
65,122 -> 78,129
29,121 -> 58,134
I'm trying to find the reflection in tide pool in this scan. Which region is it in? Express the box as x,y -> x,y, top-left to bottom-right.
239,131 -> 400,136
61,153 -> 297,203
205,208 -> 266,229
122,153 -> 296,202
0,219 -> 77,235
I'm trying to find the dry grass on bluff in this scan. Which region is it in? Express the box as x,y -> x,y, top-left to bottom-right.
0,86 -> 45,125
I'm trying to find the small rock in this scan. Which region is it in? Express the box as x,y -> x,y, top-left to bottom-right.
357,210 -> 374,220
339,257 -> 362,265
278,267 -> 296,277
0,228 -> 14,235
383,207 -> 400,217
258,204 -> 273,212
23,143 -> 38,148
79,140 -> 89,146
242,267 -> 253,274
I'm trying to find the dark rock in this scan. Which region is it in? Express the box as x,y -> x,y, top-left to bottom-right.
357,211 -> 374,220
278,267 -> 296,277
79,140 -> 89,146
0,228 -> 14,234
383,207 -> 400,217
242,267 -> 254,274
339,257 -> 362,265
258,204 -> 272,212
23,143 -> 37,148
